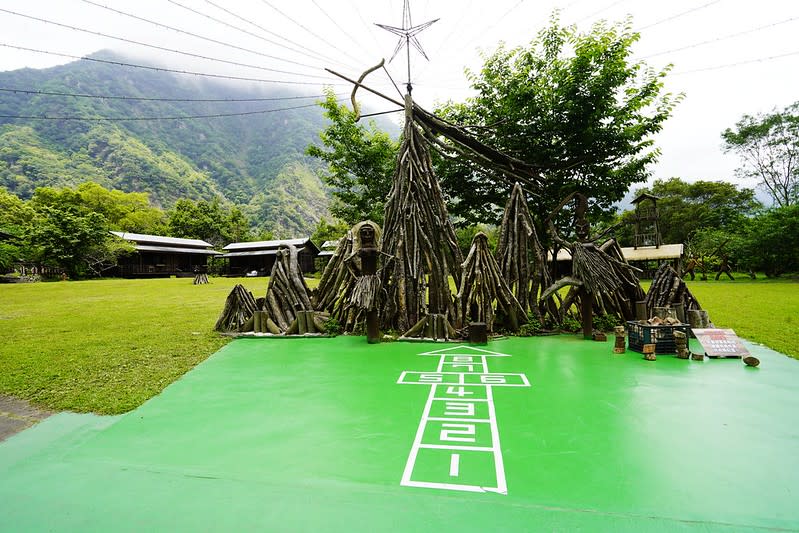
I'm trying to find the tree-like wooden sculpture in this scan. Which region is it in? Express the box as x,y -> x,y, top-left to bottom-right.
646,263 -> 704,321
458,232 -> 526,334
496,182 -> 551,318
381,95 -> 464,338
264,244 -> 315,334
542,192 -> 644,338
214,284 -> 257,332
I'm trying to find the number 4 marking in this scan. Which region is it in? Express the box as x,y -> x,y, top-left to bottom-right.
446,386 -> 472,397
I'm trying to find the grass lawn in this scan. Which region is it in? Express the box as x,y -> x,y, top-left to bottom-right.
1,274 -> 796,415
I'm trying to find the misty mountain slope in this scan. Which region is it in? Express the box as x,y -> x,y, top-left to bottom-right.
0,50 -> 345,235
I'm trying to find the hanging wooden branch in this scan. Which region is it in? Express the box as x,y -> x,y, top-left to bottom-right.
495,182 -> 551,317
458,232 -> 527,334
214,284 -> 258,332
264,244 -> 314,333
380,95 -> 463,335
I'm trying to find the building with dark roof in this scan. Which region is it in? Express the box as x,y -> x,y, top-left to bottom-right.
219,238 -> 320,276
111,231 -> 220,278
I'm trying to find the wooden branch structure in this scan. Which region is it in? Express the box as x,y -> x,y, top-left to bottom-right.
264,244 -> 314,334
380,94 -> 463,336
458,232 -> 526,334
645,263 -> 704,321
495,182 -> 550,317
214,284 -> 257,332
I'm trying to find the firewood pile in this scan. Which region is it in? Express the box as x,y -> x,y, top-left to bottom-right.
496,182 -> 550,317
214,284 -> 257,332
645,263 -> 704,321
193,272 -> 209,285
379,97 -> 463,336
458,232 -> 526,334
264,244 -> 314,333
313,233 -> 354,316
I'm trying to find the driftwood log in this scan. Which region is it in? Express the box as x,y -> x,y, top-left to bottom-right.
264,244 -> 314,333
214,284 -> 257,332
496,182 -> 550,317
458,232 -> 526,334
380,94 -> 463,335
645,263 -> 704,322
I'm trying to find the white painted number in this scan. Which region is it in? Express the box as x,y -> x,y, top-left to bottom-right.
444,402 -> 475,416
452,356 -> 475,363
440,423 -> 476,442
480,374 -> 507,384
450,364 -> 476,372
445,386 -> 472,397
419,373 -> 443,383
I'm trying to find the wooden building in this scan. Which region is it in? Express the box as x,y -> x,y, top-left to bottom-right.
552,243 -> 684,279
112,232 -> 220,278
220,238 -> 320,276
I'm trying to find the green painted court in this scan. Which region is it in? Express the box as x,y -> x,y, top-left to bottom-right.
1,335 -> 798,531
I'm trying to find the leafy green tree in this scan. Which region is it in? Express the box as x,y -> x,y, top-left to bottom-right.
434,17 -> 681,226
306,89 -> 398,225
723,102 -> 799,207
311,217 -> 349,246
614,178 -> 761,245
0,188 -> 34,271
167,198 -> 251,246
737,205 -> 799,276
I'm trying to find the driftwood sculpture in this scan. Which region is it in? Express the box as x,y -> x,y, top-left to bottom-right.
214,284 -> 257,332
646,263 -> 704,322
542,192 -> 644,337
379,94 -> 463,336
264,244 -> 314,334
458,232 -> 526,334
496,182 -> 550,317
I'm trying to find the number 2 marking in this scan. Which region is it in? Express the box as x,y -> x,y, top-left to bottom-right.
440,423 -> 476,442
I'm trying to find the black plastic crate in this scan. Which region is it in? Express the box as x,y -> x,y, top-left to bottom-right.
626,321 -> 690,354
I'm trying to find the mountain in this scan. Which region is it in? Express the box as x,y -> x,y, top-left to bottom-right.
0,50 -> 352,237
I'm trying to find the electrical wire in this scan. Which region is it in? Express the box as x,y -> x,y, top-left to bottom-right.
200,0 -> 343,67
672,48 -> 799,75
0,43 -> 345,86
636,0 -> 722,32
0,7 -> 328,77
0,86 -> 341,103
574,0 -> 627,24
78,0 -> 328,71
0,99 -> 346,122
641,16 -> 799,59
310,0 -> 370,52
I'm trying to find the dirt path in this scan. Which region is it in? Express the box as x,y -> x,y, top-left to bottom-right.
0,394 -> 54,442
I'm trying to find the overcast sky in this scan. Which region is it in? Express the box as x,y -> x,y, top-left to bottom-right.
2,0 -> 798,199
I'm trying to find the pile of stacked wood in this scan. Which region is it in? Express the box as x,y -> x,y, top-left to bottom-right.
458,232 -> 526,334
645,263 -> 705,323
264,244 -> 316,333
379,95 -> 463,336
214,284 -> 257,332
313,233 -> 355,320
193,271 -> 209,285
495,182 -> 550,318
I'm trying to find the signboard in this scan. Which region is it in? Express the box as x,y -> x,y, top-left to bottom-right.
692,328 -> 750,359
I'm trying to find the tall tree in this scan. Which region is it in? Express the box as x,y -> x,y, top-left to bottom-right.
614,178 -> 761,245
306,90 -> 398,225
434,16 -> 680,226
167,198 -> 250,246
722,102 -> 799,207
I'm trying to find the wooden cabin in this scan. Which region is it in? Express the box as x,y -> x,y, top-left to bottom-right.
112,232 -> 220,278
220,238 -> 320,276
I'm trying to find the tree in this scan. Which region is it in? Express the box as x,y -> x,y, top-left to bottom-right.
167,198 -> 251,246
434,16 -> 680,226
311,217 -> 349,246
723,102 -> 799,208
737,205 -> 799,276
614,178 -> 761,245
306,89 -> 398,225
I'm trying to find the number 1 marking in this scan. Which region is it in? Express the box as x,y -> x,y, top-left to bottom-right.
449,454 -> 460,477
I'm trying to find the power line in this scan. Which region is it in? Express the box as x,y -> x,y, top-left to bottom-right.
641,16 -> 799,59
0,100 -> 344,122
673,49 -> 799,75
166,0 -> 352,70
200,0 -> 344,68
636,0 -> 722,32
575,0 -> 627,24
310,0 -> 369,52
0,43 -> 344,86
0,86 -> 340,103
0,7 -> 327,78
78,0 -> 328,72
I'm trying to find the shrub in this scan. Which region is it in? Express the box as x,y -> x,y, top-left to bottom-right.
593,313 -> 621,331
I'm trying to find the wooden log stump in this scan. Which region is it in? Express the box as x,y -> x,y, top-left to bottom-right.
613,325 -> 626,354
469,322 -> 488,345
643,343 -> 657,361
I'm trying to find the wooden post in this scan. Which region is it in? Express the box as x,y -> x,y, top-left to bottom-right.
613,325 -> 626,354
635,300 -> 648,321
581,288 -> 593,340
469,322 -> 488,345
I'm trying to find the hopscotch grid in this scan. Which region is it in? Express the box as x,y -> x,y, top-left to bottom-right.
399,346 -> 528,495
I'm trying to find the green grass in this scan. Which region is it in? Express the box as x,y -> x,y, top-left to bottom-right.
1,275 -> 796,415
